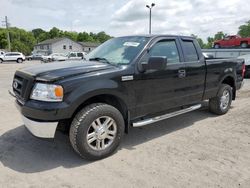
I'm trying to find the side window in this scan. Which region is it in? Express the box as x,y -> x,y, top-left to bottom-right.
149,40 -> 180,64
182,40 -> 199,62
77,53 -> 83,57
69,53 -> 76,57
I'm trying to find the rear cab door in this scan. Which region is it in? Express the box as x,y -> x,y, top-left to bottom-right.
178,37 -> 206,103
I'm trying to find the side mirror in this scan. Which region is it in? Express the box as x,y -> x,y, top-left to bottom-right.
141,56 -> 167,71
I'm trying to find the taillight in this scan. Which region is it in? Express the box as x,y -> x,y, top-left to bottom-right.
242,63 -> 246,78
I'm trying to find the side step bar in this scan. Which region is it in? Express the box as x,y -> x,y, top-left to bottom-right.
133,104 -> 202,127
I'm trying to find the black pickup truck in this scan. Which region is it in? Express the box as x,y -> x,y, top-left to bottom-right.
10,35 -> 245,160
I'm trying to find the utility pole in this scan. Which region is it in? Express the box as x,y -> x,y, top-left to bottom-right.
2,16 -> 11,51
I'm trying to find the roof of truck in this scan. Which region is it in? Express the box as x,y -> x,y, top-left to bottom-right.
118,34 -> 195,39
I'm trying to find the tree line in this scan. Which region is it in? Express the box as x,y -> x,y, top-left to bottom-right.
1,20 -> 250,55
0,27 -> 112,55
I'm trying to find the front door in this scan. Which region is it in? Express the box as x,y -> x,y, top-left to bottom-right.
134,38 -> 187,118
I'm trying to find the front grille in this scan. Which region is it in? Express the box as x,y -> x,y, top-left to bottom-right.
12,72 -> 34,103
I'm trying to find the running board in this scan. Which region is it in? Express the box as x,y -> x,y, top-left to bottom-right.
133,104 -> 202,127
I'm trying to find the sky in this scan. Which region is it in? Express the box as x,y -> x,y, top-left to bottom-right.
1,0 -> 250,40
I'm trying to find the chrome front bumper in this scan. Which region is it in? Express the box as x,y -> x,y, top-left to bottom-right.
22,115 -> 58,138
9,89 -> 58,138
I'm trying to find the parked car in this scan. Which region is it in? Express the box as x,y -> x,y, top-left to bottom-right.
26,54 -> 43,61
214,35 -> 250,48
0,52 -> 25,63
42,53 -> 67,62
238,54 -> 250,77
10,35 -> 245,160
68,52 -> 86,60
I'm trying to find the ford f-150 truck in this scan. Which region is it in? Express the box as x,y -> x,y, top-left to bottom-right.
214,35 -> 250,48
10,35 -> 245,160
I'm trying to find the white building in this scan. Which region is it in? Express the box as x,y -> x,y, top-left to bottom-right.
33,38 -> 82,55
78,42 -> 100,53
33,38 -> 100,55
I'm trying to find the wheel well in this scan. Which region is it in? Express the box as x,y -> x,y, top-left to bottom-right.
241,41 -> 248,44
222,76 -> 236,100
58,94 -> 129,133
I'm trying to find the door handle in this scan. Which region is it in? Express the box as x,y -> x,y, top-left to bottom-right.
178,69 -> 186,78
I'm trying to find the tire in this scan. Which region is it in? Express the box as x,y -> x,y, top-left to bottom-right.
17,58 -> 23,63
0,59 -> 3,63
209,84 -> 232,115
241,42 -> 248,48
69,103 -> 125,160
214,44 -> 220,49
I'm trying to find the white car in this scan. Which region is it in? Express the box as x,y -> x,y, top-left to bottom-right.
42,53 -> 67,62
238,54 -> 250,77
68,52 -> 86,60
0,52 -> 25,63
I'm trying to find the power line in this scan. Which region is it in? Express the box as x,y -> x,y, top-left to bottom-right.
2,16 -> 11,51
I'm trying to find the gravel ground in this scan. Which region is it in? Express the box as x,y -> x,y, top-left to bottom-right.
0,61 -> 250,188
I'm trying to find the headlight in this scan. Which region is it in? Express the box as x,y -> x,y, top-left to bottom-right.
30,83 -> 63,102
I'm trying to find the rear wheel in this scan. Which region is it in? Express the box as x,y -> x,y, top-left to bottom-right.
69,103 -> 125,160
0,59 -> 3,63
241,42 -> 248,48
17,58 -> 23,63
209,84 -> 232,115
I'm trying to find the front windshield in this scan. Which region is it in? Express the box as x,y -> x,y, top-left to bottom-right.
86,36 -> 150,65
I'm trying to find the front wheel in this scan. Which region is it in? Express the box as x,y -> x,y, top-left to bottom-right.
69,103 -> 125,160
214,44 -> 220,49
209,84 -> 232,115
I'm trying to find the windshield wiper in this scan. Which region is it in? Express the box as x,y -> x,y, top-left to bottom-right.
89,57 -> 113,65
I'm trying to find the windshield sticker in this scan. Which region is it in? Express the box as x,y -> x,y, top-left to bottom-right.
123,42 -> 140,47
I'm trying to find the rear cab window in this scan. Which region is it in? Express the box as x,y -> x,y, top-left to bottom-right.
182,40 -> 199,62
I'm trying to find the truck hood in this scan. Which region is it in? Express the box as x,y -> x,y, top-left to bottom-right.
18,61 -> 116,81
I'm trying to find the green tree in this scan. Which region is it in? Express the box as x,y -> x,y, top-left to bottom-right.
238,20 -> 250,37
95,31 -> 112,43
63,31 -> 78,41
32,28 -> 46,39
77,32 -> 94,42
0,29 -> 8,49
204,37 -> 214,49
49,27 -> 62,38
214,31 -> 226,40
191,34 -> 205,48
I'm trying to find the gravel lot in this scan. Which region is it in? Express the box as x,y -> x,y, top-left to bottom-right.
0,61 -> 250,188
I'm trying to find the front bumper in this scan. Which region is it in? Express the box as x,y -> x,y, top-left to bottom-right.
22,115 -> 58,138
9,89 -> 60,138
